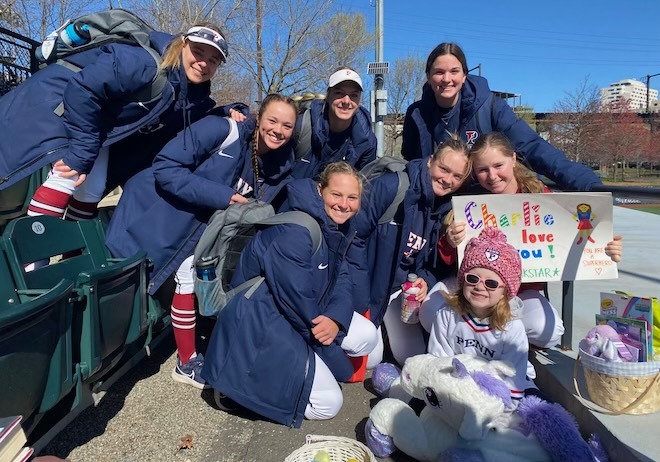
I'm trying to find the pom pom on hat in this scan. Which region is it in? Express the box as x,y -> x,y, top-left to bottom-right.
458,227 -> 522,297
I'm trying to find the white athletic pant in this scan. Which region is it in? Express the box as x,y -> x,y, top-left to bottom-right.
41,147 -> 110,202
368,290 -> 427,367
175,255 -> 195,295
517,289 -> 565,348
305,312 -> 379,420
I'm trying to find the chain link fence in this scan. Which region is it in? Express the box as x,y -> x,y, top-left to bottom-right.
0,26 -> 38,96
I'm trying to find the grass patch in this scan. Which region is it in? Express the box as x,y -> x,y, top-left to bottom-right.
618,204 -> 660,215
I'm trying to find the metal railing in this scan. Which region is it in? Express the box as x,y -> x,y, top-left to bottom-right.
0,26 -> 38,96
559,184 -> 660,350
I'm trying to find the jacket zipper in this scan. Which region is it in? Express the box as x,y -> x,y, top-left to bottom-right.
0,145 -> 67,185
290,348 -> 311,427
111,93 -> 175,142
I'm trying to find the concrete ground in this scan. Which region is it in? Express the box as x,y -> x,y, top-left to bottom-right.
39,206 -> 659,462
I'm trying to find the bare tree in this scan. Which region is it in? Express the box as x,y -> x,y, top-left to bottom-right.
384,55 -> 424,156
225,0 -> 371,99
124,0 -> 245,38
7,0 -> 87,39
549,76 -> 601,164
588,100 -> 649,181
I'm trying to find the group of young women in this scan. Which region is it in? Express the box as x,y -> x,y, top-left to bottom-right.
0,26 -> 624,427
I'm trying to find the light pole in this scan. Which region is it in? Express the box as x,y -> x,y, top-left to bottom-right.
645,73 -> 660,113
369,0 -> 388,158
646,73 -> 660,132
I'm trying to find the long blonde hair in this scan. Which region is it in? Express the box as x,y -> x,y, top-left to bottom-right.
442,288 -> 512,331
159,22 -> 225,70
470,132 -> 545,194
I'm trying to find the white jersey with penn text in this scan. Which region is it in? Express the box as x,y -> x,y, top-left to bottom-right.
428,297 -> 534,400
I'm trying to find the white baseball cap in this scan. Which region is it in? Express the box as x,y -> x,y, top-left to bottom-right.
185,26 -> 228,62
328,68 -> 363,91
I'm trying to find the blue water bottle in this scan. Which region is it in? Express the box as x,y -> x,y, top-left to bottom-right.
196,256 -> 218,281
60,22 -> 91,47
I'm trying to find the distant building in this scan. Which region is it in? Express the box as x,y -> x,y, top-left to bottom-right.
600,79 -> 658,111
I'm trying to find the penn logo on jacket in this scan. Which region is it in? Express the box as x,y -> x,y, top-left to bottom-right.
465,130 -> 479,147
234,177 -> 253,197
406,232 -> 427,252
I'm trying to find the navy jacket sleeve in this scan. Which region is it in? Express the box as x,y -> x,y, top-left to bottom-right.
216,102 -> 250,117
61,46 -> 159,174
401,104 -> 423,161
491,98 -> 602,191
354,143 -> 377,171
152,116 -> 237,210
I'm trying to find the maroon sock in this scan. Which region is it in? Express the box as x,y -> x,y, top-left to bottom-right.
65,198 -> 99,221
171,292 -> 196,363
27,186 -> 71,218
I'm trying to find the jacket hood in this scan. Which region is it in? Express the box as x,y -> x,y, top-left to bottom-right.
150,31 -> 175,55
405,158 -> 435,207
285,178 -> 330,224
420,74 -> 491,121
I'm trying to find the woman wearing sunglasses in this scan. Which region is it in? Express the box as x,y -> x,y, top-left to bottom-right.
0,23 -> 245,222
427,226 -> 536,400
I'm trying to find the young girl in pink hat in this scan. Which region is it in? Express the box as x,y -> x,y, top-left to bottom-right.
427,226 -> 534,400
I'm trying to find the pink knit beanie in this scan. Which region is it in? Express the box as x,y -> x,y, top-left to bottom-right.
458,227 -> 522,297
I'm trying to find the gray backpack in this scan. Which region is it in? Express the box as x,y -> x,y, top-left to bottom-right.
360,156 -> 410,224
36,9 -> 168,115
193,200 -> 322,317
293,107 -> 313,162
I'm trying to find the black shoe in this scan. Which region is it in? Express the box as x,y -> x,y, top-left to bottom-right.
214,390 -> 239,412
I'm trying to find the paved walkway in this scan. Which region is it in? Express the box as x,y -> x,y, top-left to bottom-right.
39,206 -> 659,462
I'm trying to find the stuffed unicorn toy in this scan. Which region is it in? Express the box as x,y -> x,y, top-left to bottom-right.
584,325 -> 624,361
366,354 -> 608,462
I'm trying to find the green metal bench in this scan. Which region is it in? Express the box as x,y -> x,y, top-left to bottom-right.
0,166 -> 49,233
1,216 -> 148,383
0,276 -> 75,419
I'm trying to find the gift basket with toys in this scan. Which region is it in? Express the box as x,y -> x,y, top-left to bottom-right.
575,291 -> 660,415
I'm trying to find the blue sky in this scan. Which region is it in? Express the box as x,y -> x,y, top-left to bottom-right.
335,0 -> 660,112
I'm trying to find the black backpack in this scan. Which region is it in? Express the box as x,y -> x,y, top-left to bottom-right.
193,200 -> 322,317
36,9 -> 168,115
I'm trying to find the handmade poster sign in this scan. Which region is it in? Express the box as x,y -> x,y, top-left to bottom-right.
452,192 -> 617,282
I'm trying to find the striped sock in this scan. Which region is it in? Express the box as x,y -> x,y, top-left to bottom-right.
65,198 -> 99,221
27,186 -> 71,218
171,292 -> 196,363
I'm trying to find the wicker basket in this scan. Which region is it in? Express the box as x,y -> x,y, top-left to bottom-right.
575,341 -> 660,415
284,434 -> 376,462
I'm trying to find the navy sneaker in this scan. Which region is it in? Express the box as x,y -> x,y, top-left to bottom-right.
171,353 -> 210,389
